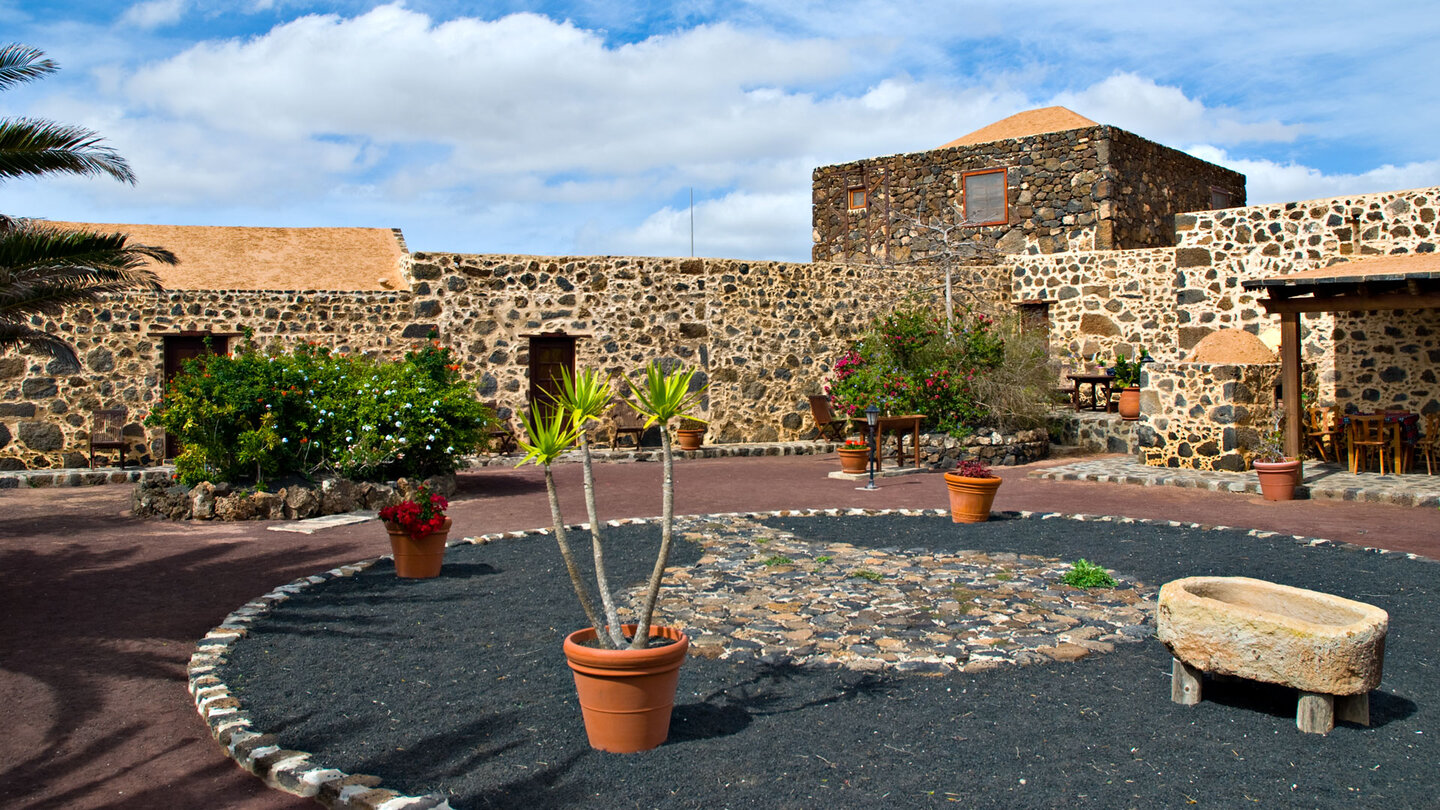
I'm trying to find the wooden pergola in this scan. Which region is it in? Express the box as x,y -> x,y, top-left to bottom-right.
1242,254 -> 1440,463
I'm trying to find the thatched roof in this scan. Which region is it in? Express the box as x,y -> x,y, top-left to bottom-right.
40,221 -> 408,291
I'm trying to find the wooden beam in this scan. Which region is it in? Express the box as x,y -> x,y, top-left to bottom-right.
1280,312 -> 1303,466
1259,291 -> 1440,314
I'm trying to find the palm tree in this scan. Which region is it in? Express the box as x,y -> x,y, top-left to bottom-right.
0,43 -> 174,364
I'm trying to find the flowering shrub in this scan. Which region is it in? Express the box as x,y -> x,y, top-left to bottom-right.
827,303 -> 1002,435
379,484 -> 450,540
841,438 -> 869,449
952,458 -> 995,479
147,333 -> 494,487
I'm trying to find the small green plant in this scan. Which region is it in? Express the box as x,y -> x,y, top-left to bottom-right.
1061,559 -> 1117,589
755,537 -> 770,545
851,569 -> 884,582
1251,409 -> 1289,463
815,555 -> 833,564
762,555 -> 794,567
991,571 -> 1014,582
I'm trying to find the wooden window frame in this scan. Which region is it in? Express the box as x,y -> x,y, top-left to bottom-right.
847,186 -> 868,211
1210,185 -> 1236,210
961,168 -> 1008,226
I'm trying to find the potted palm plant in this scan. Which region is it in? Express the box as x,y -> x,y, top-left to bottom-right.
942,458 -> 1002,523
517,363 -> 705,753
378,483 -> 451,578
1252,410 -> 1302,501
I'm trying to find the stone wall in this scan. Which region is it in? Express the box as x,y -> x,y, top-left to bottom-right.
1009,247 -> 1178,362
1137,361 -> 1282,471
1107,128 -> 1245,251
0,289 -> 418,470
1172,185 -> 1440,414
1,255 -> 943,470
812,125 -> 1244,264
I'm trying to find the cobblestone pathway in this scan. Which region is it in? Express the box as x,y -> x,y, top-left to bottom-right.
641,512 -> 1155,674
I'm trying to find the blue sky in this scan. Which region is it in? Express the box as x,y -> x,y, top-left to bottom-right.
4,1 -> 1439,261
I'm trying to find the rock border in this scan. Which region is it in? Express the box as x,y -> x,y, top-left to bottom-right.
188,510 -> 1430,809
133,474 -> 456,522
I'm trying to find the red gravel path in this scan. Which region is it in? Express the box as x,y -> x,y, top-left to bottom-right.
1,454 -> 1434,809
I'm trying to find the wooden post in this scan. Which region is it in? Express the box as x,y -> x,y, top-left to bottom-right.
1171,658 -> 1202,705
1297,691 -> 1335,734
1335,692 -> 1370,726
1280,311 -> 1303,467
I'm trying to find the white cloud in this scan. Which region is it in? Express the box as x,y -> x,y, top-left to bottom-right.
1186,146 -> 1440,206
120,0 -> 187,30
1051,73 -> 1302,147
595,189 -> 811,260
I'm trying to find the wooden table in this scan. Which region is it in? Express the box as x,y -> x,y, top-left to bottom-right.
1067,374 -> 1115,412
868,414 -> 925,467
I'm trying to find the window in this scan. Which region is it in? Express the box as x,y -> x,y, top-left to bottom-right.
847,186 -> 868,210
1210,186 -> 1236,210
962,169 -> 1007,225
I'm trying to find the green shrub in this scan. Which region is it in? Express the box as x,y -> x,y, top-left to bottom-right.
826,302 -> 1003,435
148,334 -> 493,486
1060,559 -> 1117,589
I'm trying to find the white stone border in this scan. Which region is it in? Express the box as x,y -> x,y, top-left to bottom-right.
188,508 -> 1433,808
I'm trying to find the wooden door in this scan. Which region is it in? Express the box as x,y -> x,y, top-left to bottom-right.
528,335 -> 576,424
162,334 -> 228,458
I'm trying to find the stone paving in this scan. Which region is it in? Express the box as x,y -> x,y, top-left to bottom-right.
1032,457 -> 1440,508
651,512 -> 1153,674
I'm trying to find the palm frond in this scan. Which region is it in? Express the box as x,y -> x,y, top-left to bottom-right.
0,44 -> 57,91
0,318 -> 78,364
0,224 -> 169,318
0,117 -> 136,183
625,362 -> 707,428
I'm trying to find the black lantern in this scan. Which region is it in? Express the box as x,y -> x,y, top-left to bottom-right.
864,404 -> 880,490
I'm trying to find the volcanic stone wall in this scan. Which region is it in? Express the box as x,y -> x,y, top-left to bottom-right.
812,125 -> 1244,265
406,253 -> 946,446
0,255 -> 940,469
1172,185 -> 1440,415
1137,361 -> 1284,471
1008,247 -> 1178,364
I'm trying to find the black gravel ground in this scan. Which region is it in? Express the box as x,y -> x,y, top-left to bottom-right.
219,515 -> 1438,809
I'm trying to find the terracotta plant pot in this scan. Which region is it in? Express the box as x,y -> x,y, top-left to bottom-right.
563,624 -> 690,753
837,446 -> 870,474
1253,458 -> 1302,501
676,428 -> 704,452
1117,386 -> 1141,420
384,516 -> 452,578
943,472 -> 1002,523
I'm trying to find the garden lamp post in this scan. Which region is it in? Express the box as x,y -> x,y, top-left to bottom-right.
864,404 -> 880,491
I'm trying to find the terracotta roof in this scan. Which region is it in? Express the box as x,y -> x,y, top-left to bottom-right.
39,222 -> 409,291
941,106 -> 1098,149
1243,253 -> 1440,289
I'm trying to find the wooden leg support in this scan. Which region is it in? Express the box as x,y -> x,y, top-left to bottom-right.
1171,658 -> 1202,705
1297,692 -> 1335,734
1335,692 -> 1370,726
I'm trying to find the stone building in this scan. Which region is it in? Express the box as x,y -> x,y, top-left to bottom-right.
812,106 -> 1246,263
3,108 -> 1436,474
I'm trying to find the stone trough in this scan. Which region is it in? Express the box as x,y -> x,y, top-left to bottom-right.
1156,576 -> 1388,734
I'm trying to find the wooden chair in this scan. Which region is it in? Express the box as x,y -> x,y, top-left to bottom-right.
1304,406 -> 1344,463
1415,412 -> 1439,475
484,401 -> 519,454
1346,414 -> 1391,475
88,409 -> 129,469
806,395 -> 848,442
609,397 -> 647,449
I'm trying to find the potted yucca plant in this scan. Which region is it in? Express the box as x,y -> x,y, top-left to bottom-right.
517,362 -> 705,753
1251,410 -> 1302,501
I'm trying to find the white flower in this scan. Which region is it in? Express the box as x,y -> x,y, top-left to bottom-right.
281,437 -> 288,443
